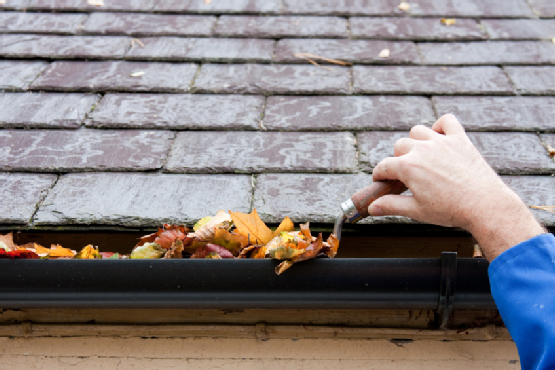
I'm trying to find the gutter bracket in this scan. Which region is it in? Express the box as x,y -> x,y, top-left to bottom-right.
437,252 -> 457,329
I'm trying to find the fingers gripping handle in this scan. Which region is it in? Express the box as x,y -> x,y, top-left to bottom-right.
342,180 -> 408,223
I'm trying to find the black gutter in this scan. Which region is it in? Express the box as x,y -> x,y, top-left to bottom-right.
0,253 -> 495,311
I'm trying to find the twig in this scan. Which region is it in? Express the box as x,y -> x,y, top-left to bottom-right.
530,205 -> 555,213
293,53 -> 352,71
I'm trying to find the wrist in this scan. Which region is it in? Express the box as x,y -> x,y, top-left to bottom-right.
465,193 -> 544,261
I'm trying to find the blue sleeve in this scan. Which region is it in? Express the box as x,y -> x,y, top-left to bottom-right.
488,233 -> 555,370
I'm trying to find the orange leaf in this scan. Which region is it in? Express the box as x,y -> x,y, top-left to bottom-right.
75,244 -> 100,259
229,209 -> 274,245
272,217 -> 295,239
299,222 -> 312,240
49,244 -> 76,258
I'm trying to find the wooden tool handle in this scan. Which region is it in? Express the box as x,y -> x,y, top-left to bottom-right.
351,180 -> 408,219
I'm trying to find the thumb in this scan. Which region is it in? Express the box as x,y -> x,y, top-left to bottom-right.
368,194 -> 421,219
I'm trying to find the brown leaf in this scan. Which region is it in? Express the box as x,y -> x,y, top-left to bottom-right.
275,260 -> 294,275
229,208 -> 274,245
193,210 -> 233,242
164,239 -> 184,259
0,232 -> 17,251
136,224 -> 189,250
237,245 -> 260,259
295,233 -> 324,263
322,234 -> 340,258
211,228 -> 249,254
191,243 -> 234,259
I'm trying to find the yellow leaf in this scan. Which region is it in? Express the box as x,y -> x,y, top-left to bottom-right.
229,208 -> 274,245
272,216 -> 295,239
32,243 -> 51,257
75,244 -> 100,259
441,18 -> 456,26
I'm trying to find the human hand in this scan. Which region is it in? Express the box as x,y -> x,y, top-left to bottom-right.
369,114 -> 544,260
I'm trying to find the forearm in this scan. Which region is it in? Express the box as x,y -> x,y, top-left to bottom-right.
465,183 -> 545,261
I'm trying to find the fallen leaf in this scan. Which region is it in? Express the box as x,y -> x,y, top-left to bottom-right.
194,216 -> 213,231
398,2 -> 410,11
87,0 -> 104,5
136,224 -> 188,249
193,210 -> 233,242
272,216 -> 295,239
75,244 -> 100,259
322,234 -> 340,258
266,231 -> 310,260
441,18 -> 456,26
0,249 -> 39,259
164,239 -> 184,259
300,222 -> 312,240
48,244 -> 75,258
275,234 -> 323,275
378,49 -> 390,58
229,209 -> 274,245
130,242 -> 165,259
191,243 -> 234,259
130,71 -> 145,77
275,260 -> 293,275
237,245 -> 260,258
211,228 -> 249,253
0,232 -> 17,251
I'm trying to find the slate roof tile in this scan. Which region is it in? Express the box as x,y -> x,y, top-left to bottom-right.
125,37 -> 274,63
164,131 -> 358,174
274,39 -> 419,64
0,173 -> 57,224
0,129 -> 173,172
263,96 -> 436,131
353,66 -> 514,95
87,93 -> 263,130
481,19 -> 555,40
81,13 -> 216,36
505,66 -> 555,95
1,0 -> 554,229
529,0 -> 555,18
0,34 -> 131,60
0,60 -> 48,91
281,0 -> 400,16
350,17 -> 486,41
432,96 -> 555,132
215,16 -> 348,38
30,61 -> 198,92
357,131 -> 555,175
406,0 -> 535,18
0,12 -> 87,34
419,41 -> 555,65
0,93 -> 99,129
33,173 -> 253,226
193,64 -> 352,95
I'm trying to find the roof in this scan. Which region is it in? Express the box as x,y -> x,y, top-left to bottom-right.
1,0 -> 555,231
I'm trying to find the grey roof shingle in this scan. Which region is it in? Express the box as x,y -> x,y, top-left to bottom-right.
1,0 -> 554,229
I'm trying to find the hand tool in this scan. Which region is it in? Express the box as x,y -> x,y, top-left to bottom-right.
333,180 -> 408,241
